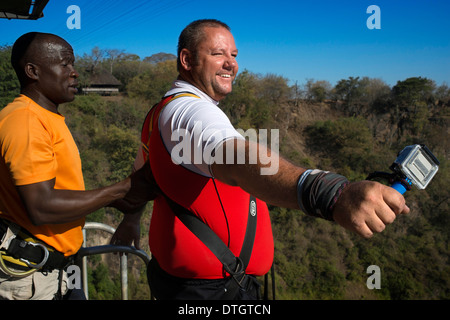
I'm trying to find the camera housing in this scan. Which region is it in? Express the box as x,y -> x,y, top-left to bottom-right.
390,144 -> 439,190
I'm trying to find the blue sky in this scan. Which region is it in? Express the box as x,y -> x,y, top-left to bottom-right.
1,0 -> 449,87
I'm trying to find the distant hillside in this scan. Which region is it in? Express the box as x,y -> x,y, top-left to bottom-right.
143,52 -> 176,64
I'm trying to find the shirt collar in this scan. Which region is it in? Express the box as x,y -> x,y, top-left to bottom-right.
170,80 -> 220,106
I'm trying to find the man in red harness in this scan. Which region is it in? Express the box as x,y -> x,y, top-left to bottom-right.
112,19 -> 409,300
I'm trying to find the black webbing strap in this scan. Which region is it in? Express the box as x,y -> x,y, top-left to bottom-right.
168,198 -> 238,271
239,196 -> 257,268
165,195 -> 257,273
6,238 -> 71,270
163,193 -> 257,298
0,219 -> 73,271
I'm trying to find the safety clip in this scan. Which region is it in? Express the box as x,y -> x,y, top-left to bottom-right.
19,242 -> 49,269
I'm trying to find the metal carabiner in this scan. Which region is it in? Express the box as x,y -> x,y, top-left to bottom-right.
19,242 -> 49,269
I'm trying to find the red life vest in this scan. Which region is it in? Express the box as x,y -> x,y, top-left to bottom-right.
142,93 -> 274,279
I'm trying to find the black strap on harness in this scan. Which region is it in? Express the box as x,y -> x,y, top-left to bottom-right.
0,220 -> 73,271
162,192 -> 257,299
5,237 -> 71,271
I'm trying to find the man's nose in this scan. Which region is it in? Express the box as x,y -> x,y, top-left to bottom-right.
224,55 -> 237,69
70,68 -> 79,78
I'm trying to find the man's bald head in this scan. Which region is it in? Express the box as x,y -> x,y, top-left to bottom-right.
11,32 -> 73,85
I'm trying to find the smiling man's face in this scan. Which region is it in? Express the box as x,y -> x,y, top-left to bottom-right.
187,26 -> 239,101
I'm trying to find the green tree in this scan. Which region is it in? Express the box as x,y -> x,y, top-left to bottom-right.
0,45 -> 20,108
88,262 -> 121,300
334,77 -> 363,104
112,54 -> 150,93
392,77 -> 435,107
304,79 -> 332,102
433,83 -> 450,103
127,60 -> 178,102
94,124 -> 139,182
257,73 -> 291,103
391,77 -> 435,141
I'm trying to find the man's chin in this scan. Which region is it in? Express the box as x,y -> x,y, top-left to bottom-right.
214,91 -> 231,101
213,85 -> 233,100
63,94 -> 77,104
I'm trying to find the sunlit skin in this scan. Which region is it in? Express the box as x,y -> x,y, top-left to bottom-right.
178,26 -> 238,101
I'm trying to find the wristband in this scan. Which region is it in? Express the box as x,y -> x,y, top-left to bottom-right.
297,169 -> 349,221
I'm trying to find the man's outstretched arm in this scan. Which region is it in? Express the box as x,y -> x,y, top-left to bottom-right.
210,139 -> 409,238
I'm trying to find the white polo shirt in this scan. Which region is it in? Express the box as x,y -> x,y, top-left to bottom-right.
134,80 -> 245,177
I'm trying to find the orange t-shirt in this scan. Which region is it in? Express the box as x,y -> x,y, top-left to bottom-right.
0,95 -> 85,256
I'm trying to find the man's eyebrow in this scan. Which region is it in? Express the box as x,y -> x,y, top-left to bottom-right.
211,47 -> 238,53
60,50 -> 75,60
60,49 -> 74,55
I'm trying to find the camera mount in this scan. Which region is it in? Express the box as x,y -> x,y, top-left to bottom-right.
367,144 -> 439,194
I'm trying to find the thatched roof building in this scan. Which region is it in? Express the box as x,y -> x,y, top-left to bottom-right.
82,72 -> 122,95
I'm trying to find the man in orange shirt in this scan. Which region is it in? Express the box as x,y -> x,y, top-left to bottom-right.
0,32 -> 152,300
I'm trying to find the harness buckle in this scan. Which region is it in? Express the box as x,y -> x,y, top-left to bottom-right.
227,257 -> 247,287
19,242 -> 49,269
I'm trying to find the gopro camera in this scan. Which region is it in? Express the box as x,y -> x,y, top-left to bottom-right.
390,144 -> 439,193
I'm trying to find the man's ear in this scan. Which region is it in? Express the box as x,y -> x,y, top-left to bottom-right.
179,48 -> 193,70
24,63 -> 39,81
